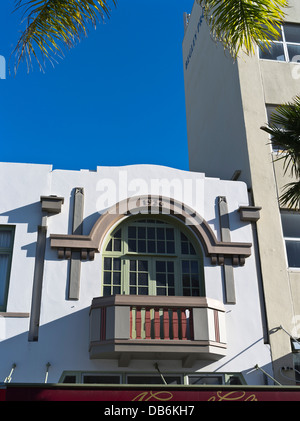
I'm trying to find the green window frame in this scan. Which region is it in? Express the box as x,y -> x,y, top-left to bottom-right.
102,215 -> 204,297
0,226 -> 15,311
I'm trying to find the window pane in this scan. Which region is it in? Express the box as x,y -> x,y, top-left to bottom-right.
138,287 -> 148,295
169,288 -> 175,296
62,375 -> 77,384
103,286 -> 111,296
130,272 -> 136,285
148,240 -> 155,253
281,213 -> 300,238
191,261 -> 199,273
0,231 -> 12,248
188,376 -> 222,385
128,226 -> 136,238
0,255 -> 9,306
113,258 -> 121,271
168,274 -> 175,286
284,24 -> 300,44
138,273 -> 148,285
166,228 -> 174,240
138,240 -> 146,253
104,257 -> 112,270
113,239 -> 121,252
190,243 -> 196,255
113,286 -> 121,294
113,272 -> 121,285
156,273 -> 166,286
166,241 -> 175,253
114,229 -> 121,239
83,375 -> 120,384
259,42 -> 285,61
181,242 -> 189,254
182,260 -> 190,273
260,24 -> 283,41
103,272 -> 111,283
147,227 -> 155,239
156,261 -> 166,272
157,241 -> 165,253
138,260 -> 148,271
127,375 -> 181,385
138,227 -> 146,239
286,240 -> 300,267
128,239 -> 136,252
157,228 -> 165,240
167,261 -> 174,272
287,44 -> 300,62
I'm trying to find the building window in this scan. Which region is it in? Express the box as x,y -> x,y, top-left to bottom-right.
102,215 -> 204,297
265,104 -> 285,152
187,374 -> 244,385
281,212 -> 300,268
60,371 -> 245,385
0,226 -> 15,311
291,339 -> 300,384
126,375 -> 182,385
259,24 -> 300,63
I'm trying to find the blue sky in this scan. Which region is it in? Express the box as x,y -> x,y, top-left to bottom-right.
0,0 -> 195,171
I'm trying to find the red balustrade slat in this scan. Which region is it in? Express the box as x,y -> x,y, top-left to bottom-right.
163,308 -> 169,340
128,305 -> 195,342
135,307 -> 142,339
172,310 -> 179,340
145,309 -> 151,339
181,309 -> 187,340
154,308 -> 160,339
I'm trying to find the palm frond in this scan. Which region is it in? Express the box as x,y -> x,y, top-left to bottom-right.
279,181 -> 300,210
196,0 -> 287,57
261,96 -> 300,209
12,0 -> 116,72
261,96 -> 300,179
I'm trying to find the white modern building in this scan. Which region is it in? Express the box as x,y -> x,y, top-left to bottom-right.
0,162 -> 273,394
182,0 -> 300,385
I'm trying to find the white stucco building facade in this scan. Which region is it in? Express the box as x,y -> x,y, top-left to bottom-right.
0,162 -> 272,387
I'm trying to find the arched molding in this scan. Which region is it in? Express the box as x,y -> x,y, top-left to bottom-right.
50,195 -> 252,266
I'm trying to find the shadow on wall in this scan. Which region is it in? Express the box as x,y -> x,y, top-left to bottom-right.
0,308 -> 90,384
0,306 -> 275,386
0,202 -> 42,233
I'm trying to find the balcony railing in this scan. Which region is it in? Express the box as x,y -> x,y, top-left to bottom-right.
89,295 -> 227,368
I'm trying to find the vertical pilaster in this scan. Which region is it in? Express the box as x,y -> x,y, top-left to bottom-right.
68,188 -> 84,300
218,196 -> 236,304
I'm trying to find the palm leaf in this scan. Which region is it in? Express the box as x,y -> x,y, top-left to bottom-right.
196,0 -> 287,56
261,96 -> 300,208
279,181 -> 300,210
12,0 -> 116,71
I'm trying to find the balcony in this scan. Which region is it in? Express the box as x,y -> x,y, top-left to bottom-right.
89,295 -> 227,368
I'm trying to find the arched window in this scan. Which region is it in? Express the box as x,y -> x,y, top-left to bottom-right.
102,215 -> 204,297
